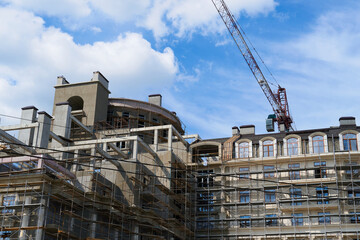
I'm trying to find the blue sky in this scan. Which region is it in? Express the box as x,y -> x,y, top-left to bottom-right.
0,0 -> 360,139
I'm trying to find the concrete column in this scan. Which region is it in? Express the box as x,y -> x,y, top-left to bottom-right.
132,140 -> 138,160
19,196 -> 32,240
18,106 -> 38,146
52,102 -> 71,139
168,127 -> 173,151
71,150 -> 79,172
33,111 -> 52,148
131,224 -> 139,240
52,102 -> 71,160
90,148 -> 96,171
36,198 -> 47,240
154,129 -> 158,152
90,212 -> 97,238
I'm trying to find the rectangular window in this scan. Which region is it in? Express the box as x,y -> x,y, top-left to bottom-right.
289,163 -> 301,180
318,212 -> 331,225
239,215 -> 251,228
265,214 -> 278,226
290,188 -> 302,205
197,193 -> 214,212
264,165 -> 275,178
2,195 -> 15,214
350,212 -> 360,223
316,187 -> 329,204
314,161 -> 327,178
239,190 -> 250,203
265,189 -> 276,203
197,170 -> 214,188
239,167 -> 249,179
348,190 -> 360,205
138,114 -> 145,128
292,213 -> 303,226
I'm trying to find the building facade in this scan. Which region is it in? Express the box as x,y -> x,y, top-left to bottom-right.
191,118 -> 360,240
0,71 -> 359,240
0,72 -> 195,240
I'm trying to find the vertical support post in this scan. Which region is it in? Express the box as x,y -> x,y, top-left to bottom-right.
35,198 -> 46,240
90,148 -> 96,171
132,140 -> 138,160
52,102 -> 72,160
71,150 -> 79,171
18,106 -> 38,146
154,129 -> 158,152
33,111 -> 52,148
90,212 -> 97,238
19,196 -> 32,240
168,127 -> 173,151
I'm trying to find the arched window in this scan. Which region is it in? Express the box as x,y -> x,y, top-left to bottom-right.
67,96 -> 84,111
287,138 -> 298,156
263,140 -> 274,157
343,133 -> 358,151
239,142 -> 249,158
313,135 -> 324,154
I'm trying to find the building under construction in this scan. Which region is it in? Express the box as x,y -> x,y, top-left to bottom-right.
0,72 -> 360,239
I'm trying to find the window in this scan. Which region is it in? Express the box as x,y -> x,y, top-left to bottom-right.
289,163 -> 301,180
2,195 -> 15,214
197,170 -> 214,187
314,161 -> 327,178
265,189 -> 276,203
197,217 -> 214,229
263,140 -> 274,157
318,212 -> 331,224
0,231 -> 12,240
265,214 -> 278,226
239,215 -> 251,228
313,135 -> 325,154
348,189 -> 360,205
239,167 -> 249,179
350,212 -> 360,223
344,133 -> 358,151
197,193 -> 214,212
316,187 -> 329,204
264,165 -> 275,178
292,213 -> 303,226
239,190 -> 250,203
287,138 -> 299,156
138,114 -> 145,128
290,188 -> 302,206
239,142 -> 249,158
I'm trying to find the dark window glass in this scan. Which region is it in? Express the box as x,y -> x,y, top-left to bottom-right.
239,190 -> 250,203
292,213 -> 303,226
318,212 -> 331,224
265,189 -> 276,203
316,187 -> 329,204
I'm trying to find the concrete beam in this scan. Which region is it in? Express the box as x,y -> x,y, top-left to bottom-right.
0,128 -> 36,154
70,114 -> 93,135
108,143 -> 128,159
0,122 -> 39,131
72,136 -> 138,146
49,132 -> 67,146
96,146 -> 122,168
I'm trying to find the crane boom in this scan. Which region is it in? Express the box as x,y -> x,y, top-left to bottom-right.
211,0 -> 293,131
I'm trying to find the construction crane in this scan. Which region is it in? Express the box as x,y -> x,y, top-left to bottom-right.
211,0 -> 294,132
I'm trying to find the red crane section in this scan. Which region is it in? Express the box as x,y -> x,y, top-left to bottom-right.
211,0 -> 293,132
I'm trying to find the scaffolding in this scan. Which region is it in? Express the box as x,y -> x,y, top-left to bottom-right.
191,132 -> 360,240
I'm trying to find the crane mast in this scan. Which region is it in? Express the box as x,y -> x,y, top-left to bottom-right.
211,0 -> 293,131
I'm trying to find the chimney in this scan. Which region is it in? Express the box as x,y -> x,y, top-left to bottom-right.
149,94 -> 162,107
339,116 -> 356,126
239,125 -> 255,135
232,126 -> 239,136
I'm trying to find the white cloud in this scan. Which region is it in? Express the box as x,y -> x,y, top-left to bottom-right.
0,6 -> 178,123
1,0 -> 277,38
2,0 -> 91,18
272,5 -> 360,131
